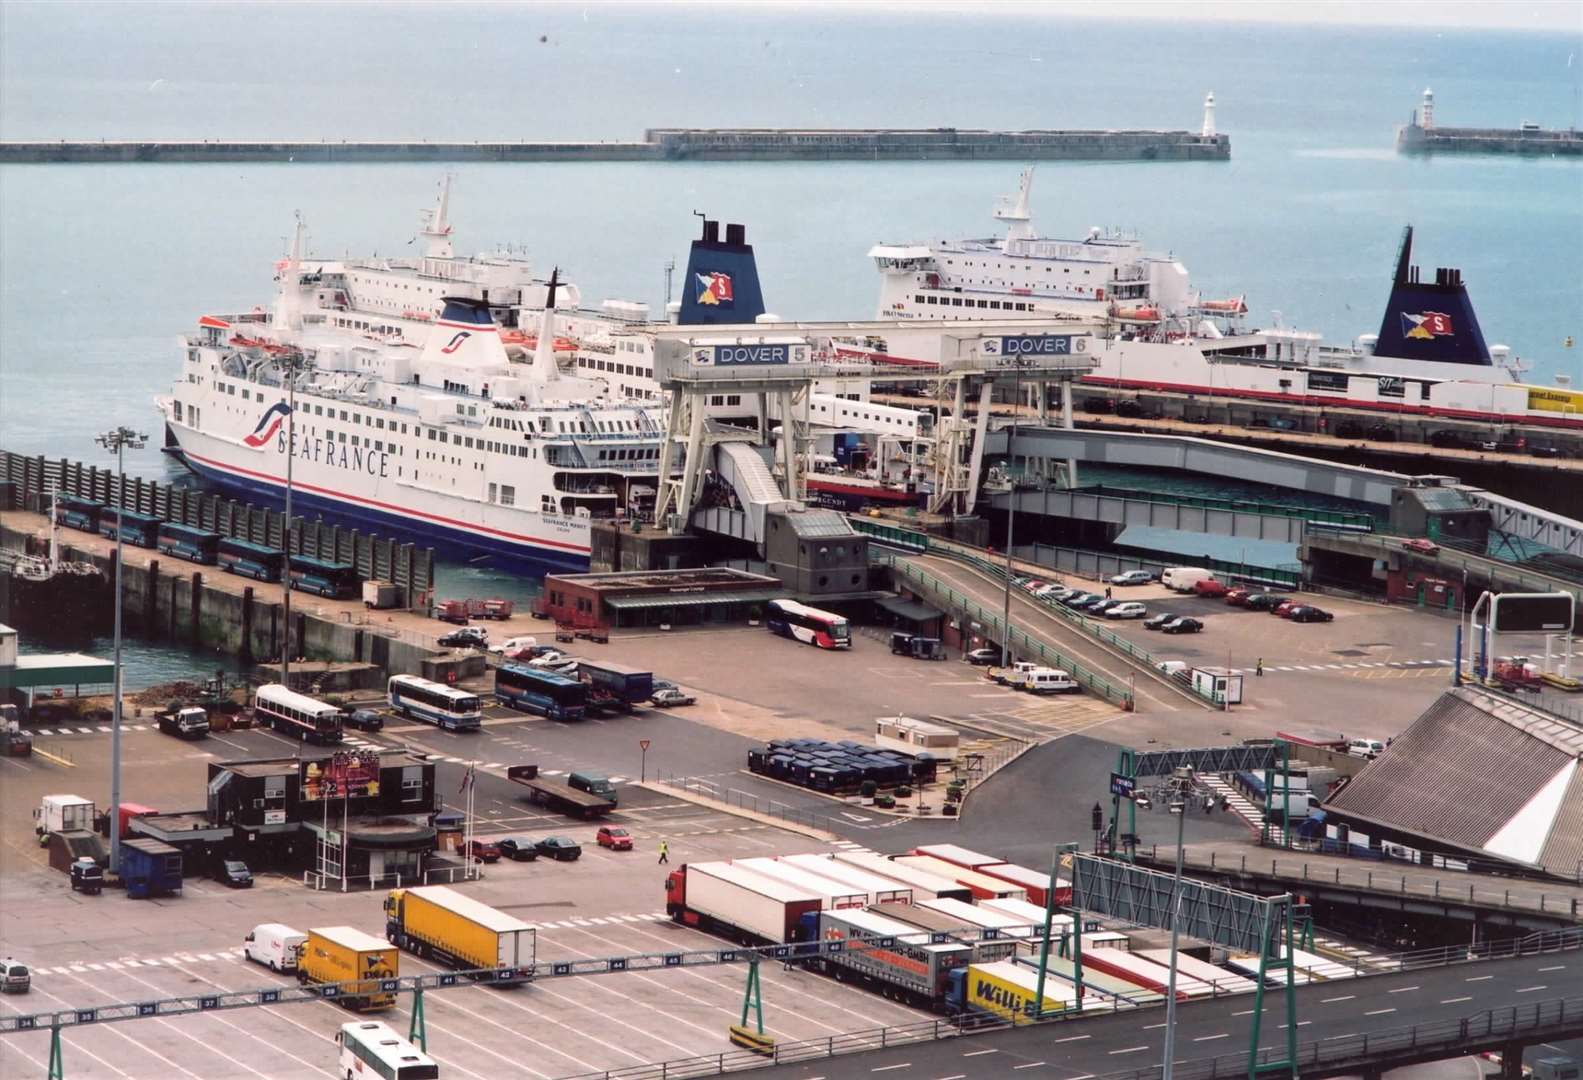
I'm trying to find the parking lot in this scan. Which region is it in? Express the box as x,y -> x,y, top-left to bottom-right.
0,726 -> 920,1080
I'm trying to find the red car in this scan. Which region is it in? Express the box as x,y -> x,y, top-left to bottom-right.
1272,600 -> 1299,618
464,839 -> 501,864
1401,538 -> 1440,555
1225,588 -> 1251,606
596,826 -> 633,851
1193,579 -> 1230,598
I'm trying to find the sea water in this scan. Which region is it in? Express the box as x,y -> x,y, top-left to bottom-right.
2,6 -> 1579,585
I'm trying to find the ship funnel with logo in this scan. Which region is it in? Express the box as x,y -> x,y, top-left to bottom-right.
1371,225 -> 1490,366
678,218 -> 766,326
421,296 -> 511,369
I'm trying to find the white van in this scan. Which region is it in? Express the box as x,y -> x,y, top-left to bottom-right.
997,661 -> 1040,688
1024,668 -> 1081,695
244,924 -> 307,973
1161,567 -> 1214,593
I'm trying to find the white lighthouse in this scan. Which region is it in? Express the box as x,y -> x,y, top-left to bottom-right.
1421,87 -> 1435,130
1201,92 -> 1216,139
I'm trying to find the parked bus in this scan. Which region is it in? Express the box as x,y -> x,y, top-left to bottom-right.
289,554 -> 358,599
254,684 -> 344,744
388,675 -> 482,732
157,522 -> 220,565
337,1021 -> 439,1080
98,508 -> 161,547
494,664 -> 588,722
52,495 -> 103,533
217,537 -> 285,583
766,599 -> 851,650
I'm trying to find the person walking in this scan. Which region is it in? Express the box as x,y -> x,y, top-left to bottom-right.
658,840 -> 669,865
1256,657 -> 1264,677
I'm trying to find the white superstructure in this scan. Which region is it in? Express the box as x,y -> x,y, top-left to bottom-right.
158,183 -> 668,567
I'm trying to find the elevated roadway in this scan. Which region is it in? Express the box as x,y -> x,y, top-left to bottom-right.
751,948 -> 1583,1079
1305,528 -> 1583,609
1139,843 -> 1583,931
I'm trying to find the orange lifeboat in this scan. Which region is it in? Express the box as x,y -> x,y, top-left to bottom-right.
1200,295 -> 1248,314
501,332 -> 578,352
1109,304 -> 1161,322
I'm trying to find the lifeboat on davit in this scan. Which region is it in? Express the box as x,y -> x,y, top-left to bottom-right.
1198,295 -> 1248,314
500,330 -> 578,351
1108,303 -> 1161,322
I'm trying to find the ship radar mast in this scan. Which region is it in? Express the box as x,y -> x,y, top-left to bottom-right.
1201,91 -> 1216,139
274,211 -> 308,331
420,174 -> 455,259
993,167 -> 1037,244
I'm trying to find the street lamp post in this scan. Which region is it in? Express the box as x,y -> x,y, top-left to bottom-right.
96,427 -> 147,875
1000,360 -> 1028,668
279,354 -> 307,689
1161,766 -> 1193,1080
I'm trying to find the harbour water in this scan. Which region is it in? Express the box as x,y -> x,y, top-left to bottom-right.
1,6 -> 1579,601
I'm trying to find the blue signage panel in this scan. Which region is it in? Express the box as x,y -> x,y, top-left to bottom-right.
692,343 -> 803,366
1109,772 -> 1136,799
983,334 -> 1089,359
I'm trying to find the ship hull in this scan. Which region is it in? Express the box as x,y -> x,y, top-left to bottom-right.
805,477 -> 923,512
168,423 -> 593,572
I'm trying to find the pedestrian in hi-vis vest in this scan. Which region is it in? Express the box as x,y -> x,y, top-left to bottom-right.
658,840 -> 669,864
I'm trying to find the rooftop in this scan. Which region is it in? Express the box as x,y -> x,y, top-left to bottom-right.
549,567 -> 780,593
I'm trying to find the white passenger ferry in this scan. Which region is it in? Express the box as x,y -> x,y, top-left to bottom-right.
870,173 -> 1582,430
157,185 -> 667,568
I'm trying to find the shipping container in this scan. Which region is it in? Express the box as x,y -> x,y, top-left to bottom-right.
957,960 -> 1079,1023
776,854 -> 913,906
120,837 -> 183,899
975,863 -> 1072,908
895,855 -> 1028,901
832,852 -> 974,902
737,857 -> 866,910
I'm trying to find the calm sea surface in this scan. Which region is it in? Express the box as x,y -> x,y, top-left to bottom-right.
2,4 -> 1579,677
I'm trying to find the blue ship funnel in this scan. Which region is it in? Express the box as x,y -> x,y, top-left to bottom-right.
677,218 -> 766,325
1371,226 -> 1491,365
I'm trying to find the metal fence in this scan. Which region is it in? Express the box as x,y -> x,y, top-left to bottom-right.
877,553 -> 1136,708
1147,846 -> 1583,922
553,992 -> 1583,1080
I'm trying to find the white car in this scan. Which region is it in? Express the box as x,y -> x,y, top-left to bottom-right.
488,635 -> 538,656
1104,602 -> 1148,619
1033,584 -> 1068,599
528,650 -> 572,668
1110,570 -> 1155,586
1347,738 -> 1386,759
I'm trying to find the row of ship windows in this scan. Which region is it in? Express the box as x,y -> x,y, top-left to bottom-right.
576,356 -> 654,379
946,259 -> 1095,275
914,296 -> 1035,311
617,340 -> 647,354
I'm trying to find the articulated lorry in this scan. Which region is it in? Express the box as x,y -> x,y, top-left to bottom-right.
506,764 -> 616,818
665,862 -> 823,946
384,885 -> 536,985
298,926 -> 399,1012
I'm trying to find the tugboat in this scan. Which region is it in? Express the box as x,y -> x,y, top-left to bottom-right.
0,495 -> 109,636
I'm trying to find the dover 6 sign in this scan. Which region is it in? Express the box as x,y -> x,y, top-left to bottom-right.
982,334 -> 1090,362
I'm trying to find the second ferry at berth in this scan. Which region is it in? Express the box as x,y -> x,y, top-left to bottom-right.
870,170 -> 1582,429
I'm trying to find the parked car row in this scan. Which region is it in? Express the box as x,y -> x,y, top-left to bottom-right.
472,834 -> 590,863
1222,589 -> 1335,622
1142,612 -> 1204,634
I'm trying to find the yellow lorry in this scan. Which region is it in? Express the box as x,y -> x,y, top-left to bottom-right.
384,884 -> 536,985
296,926 -> 399,1012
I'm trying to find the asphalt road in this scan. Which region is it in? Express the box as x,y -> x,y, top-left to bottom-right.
753,949 -> 1583,1078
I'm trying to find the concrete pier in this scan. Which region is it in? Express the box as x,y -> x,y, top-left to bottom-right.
1398,121 -> 1583,156
0,127 -> 1230,164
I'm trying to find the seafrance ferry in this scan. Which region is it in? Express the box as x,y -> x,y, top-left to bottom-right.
157,190 -> 669,569
871,171 -> 1582,429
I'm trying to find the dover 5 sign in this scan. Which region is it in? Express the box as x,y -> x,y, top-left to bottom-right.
691,343 -> 811,366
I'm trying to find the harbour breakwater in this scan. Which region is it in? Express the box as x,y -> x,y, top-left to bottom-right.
1397,121 -> 1583,156
0,127 -> 1230,164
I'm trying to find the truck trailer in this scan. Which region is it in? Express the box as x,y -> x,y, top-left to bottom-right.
736,857 -> 866,910
896,855 -> 1028,901
298,926 -> 399,1011
798,907 -> 971,1009
831,852 -> 974,902
384,885 -> 536,984
953,960 -> 1080,1023
576,659 -> 654,712
665,862 -> 822,946
34,794 -> 95,841
777,853 -> 913,906
506,764 -> 616,818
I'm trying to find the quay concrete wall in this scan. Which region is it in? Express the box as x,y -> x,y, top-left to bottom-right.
1,518 -> 439,678
0,128 -> 1231,164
